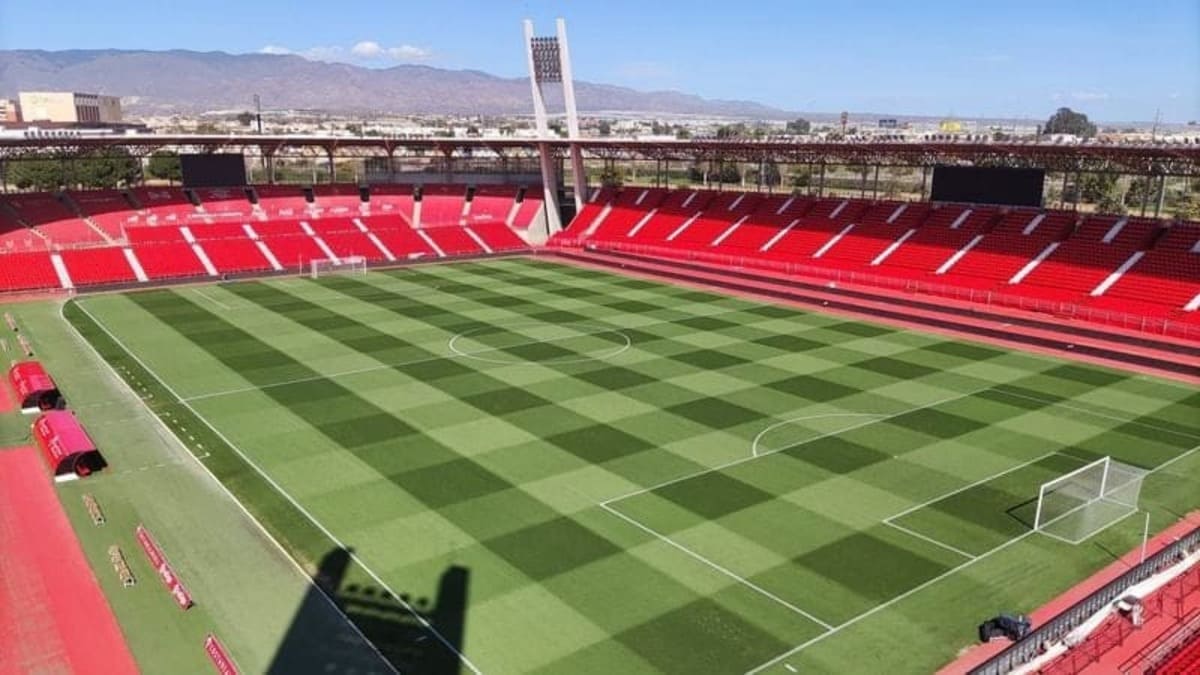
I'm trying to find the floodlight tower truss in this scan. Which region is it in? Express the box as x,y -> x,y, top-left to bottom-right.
524,18 -> 588,238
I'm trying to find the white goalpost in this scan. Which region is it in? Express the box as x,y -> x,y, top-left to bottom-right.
310,256 -> 368,279
1034,456 -> 1146,544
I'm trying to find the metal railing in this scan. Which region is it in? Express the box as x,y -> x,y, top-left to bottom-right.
968,524 -> 1200,675
563,239 -> 1200,342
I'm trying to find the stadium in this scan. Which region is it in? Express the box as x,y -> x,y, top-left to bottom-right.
1,12 -> 1199,675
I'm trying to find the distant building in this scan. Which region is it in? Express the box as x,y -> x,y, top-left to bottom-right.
938,118 -> 964,133
0,98 -> 20,124
18,91 -> 123,125
878,118 -> 899,129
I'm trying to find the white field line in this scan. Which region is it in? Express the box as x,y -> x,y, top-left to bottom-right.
447,325 -> 632,366
602,386 -> 995,507
72,301 -> 479,675
751,414 -> 887,457
989,387 -> 1200,442
1038,504 -> 1142,546
1146,442 -> 1200,475
883,450 -> 1085,523
881,521 -> 977,560
598,502 -> 836,631
744,529 -> 1040,675
746,439 -> 1200,674
181,301 -> 802,402
191,287 -> 233,311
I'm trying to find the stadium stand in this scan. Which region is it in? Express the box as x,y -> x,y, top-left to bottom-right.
556,187 -> 1200,328
468,222 -> 529,252
128,187 -> 198,225
467,185 -> 518,224
3,183 -> 1190,331
311,185 -> 364,218
1,192 -> 106,246
422,224 -> 484,255
132,242 -> 209,280
195,187 -> 252,221
0,251 -> 60,291
366,184 -> 415,223
252,185 -> 309,219
58,247 -> 138,286
68,190 -> 137,240
419,185 -> 468,226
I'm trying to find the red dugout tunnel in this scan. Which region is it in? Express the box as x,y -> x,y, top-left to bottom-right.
9,361 -> 62,411
32,411 -> 106,478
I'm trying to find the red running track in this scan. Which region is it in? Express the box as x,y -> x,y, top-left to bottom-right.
0,447 -> 138,675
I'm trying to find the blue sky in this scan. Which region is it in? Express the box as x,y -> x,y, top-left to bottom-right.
2,0 -> 1197,122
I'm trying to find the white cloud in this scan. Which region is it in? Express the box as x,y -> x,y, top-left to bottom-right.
387,44 -> 431,61
260,40 -> 431,64
352,41 -> 384,58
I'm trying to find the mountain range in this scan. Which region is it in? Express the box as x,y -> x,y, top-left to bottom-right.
0,49 -> 793,118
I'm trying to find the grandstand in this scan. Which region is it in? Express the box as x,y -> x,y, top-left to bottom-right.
2,15 -> 1200,675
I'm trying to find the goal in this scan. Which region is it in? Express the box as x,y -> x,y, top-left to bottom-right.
1033,456 -> 1146,544
310,256 -> 367,279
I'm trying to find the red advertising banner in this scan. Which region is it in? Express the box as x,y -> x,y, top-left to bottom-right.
204,634 -> 239,675
135,524 -> 193,609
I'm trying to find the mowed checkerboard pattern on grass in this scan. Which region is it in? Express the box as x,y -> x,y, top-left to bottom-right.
71,258 -> 1200,674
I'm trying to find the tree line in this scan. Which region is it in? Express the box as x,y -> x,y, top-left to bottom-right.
4,150 -> 182,191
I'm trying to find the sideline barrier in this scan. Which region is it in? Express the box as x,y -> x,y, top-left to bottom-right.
135,524 -> 193,610
17,335 -> 33,356
204,634 -> 239,675
4,312 -> 16,331
969,523 -> 1200,675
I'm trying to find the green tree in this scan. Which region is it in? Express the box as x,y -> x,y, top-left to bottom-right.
1124,176 -> 1154,209
345,123 -> 363,136
1043,107 -> 1097,138
236,111 -> 255,127
71,148 -> 140,189
790,167 -> 812,188
1172,192 -> 1199,221
597,120 -> 612,137
1075,173 -> 1118,203
715,162 -> 741,184
599,166 -> 624,188
147,151 -> 182,183
785,118 -> 811,134
8,156 -> 63,190
674,126 -> 691,140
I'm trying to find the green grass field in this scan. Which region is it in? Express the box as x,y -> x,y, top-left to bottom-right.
62,257 -> 1200,674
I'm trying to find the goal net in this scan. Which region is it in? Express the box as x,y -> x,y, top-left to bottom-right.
1034,456 -> 1146,544
310,256 -> 367,279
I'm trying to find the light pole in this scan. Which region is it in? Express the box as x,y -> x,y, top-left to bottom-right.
253,94 -> 263,134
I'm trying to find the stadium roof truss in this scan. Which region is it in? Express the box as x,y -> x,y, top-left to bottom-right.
1,136 -> 1199,176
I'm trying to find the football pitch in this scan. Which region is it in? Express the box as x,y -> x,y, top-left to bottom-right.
65,257 -> 1200,674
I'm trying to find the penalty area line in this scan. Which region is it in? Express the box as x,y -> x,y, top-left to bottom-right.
597,501 -> 836,631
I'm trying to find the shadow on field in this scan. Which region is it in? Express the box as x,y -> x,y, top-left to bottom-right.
268,547 -> 469,675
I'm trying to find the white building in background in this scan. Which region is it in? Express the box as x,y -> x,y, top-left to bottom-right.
0,98 -> 20,123
17,91 -> 123,124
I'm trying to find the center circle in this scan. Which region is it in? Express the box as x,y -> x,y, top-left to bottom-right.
448,322 -> 632,365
